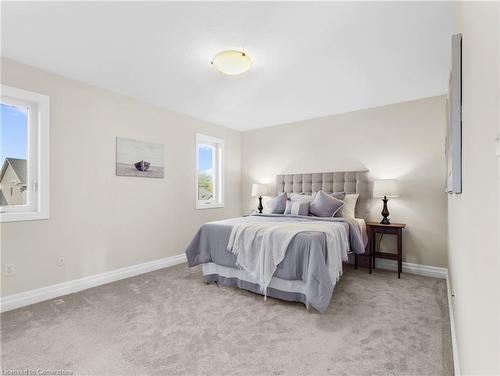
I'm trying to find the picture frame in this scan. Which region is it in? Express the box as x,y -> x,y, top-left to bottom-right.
116,137 -> 164,178
446,33 -> 462,194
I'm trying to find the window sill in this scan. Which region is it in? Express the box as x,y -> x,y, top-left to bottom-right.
0,211 -> 49,223
196,203 -> 225,210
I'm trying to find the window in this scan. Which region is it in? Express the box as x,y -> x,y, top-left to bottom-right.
196,133 -> 224,209
0,85 -> 49,222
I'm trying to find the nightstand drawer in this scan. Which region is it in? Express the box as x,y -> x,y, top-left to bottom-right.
372,226 -> 400,235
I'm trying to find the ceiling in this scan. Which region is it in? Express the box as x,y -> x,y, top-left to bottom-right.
1,2 -> 453,131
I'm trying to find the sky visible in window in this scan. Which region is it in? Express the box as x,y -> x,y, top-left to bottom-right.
198,144 -> 213,172
1,103 -> 28,166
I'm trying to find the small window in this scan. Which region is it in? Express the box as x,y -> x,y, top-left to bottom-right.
1,85 -> 49,222
196,133 -> 224,209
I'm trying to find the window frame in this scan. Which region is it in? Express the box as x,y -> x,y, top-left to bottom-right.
0,85 -> 50,222
195,133 -> 224,209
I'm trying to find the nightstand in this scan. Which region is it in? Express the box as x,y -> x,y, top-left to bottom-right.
366,222 -> 406,278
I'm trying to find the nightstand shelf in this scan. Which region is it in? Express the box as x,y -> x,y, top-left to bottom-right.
366,222 -> 406,278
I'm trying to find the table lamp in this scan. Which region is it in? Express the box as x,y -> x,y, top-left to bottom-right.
373,179 -> 400,224
251,183 -> 269,213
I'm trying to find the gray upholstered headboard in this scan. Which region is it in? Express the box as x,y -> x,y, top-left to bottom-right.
276,171 -> 371,219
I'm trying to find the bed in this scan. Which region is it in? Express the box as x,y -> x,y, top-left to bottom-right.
185,171 -> 371,313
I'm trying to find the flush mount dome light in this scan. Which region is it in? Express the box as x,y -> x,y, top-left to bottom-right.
210,50 -> 252,75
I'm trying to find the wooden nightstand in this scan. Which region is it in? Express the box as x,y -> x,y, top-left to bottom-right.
367,222 -> 406,278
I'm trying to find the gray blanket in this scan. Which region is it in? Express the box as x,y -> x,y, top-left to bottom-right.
185,214 -> 366,312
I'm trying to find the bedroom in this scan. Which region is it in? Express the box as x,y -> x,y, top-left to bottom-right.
0,1 -> 499,376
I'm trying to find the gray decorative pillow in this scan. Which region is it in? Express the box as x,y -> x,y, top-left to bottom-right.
311,191 -> 345,201
330,192 -> 346,201
285,193 -> 314,214
290,201 -> 310,216
266,192 -> 287,214
288,193 -> 314,202
309,190 -> 344,217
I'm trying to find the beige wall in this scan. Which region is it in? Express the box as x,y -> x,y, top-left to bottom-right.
0,58 -> 241,297
448,2 -> 500,374
241,96 -> 448,268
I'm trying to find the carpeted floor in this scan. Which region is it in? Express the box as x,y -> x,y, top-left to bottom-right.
1,264 -> 453,376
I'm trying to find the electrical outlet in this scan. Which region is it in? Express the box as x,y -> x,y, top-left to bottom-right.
4,264 -> 15,276
56,256 -> 65,267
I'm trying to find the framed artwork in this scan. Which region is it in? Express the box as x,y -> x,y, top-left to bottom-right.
116,137 -> 164,178
446,33 -> 462,194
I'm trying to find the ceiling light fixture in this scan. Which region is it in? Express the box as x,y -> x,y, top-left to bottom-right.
210,50 -> 252,75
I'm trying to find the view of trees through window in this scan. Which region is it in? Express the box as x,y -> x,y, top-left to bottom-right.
197,143 -> 215,201
0,103 -> 28,206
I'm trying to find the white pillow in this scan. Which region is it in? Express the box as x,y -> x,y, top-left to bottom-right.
288,193 -> 314,202
338,193 -> 359,218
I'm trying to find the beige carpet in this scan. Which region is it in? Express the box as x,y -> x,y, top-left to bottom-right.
1,264 -> 453,376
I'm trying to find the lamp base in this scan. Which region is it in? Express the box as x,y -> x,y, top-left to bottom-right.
380,196 -> 390,224
257,196 -> 263,214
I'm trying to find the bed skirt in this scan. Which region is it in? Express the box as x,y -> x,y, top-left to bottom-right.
202,262 -> 324,312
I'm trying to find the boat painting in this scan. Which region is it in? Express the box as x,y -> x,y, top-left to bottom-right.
116,137 -> 164,178
134,160 -> 151,172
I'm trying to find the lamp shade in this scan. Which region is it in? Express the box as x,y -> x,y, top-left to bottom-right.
251,183 -> 269,197
373,179 -> 400,198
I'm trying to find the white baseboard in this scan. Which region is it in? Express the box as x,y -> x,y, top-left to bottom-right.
374,259 -> 448,279
446,275 -> 461,376
0,253 -> 187,313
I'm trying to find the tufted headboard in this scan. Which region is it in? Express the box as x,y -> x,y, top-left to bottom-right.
275,171 -> 371,219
